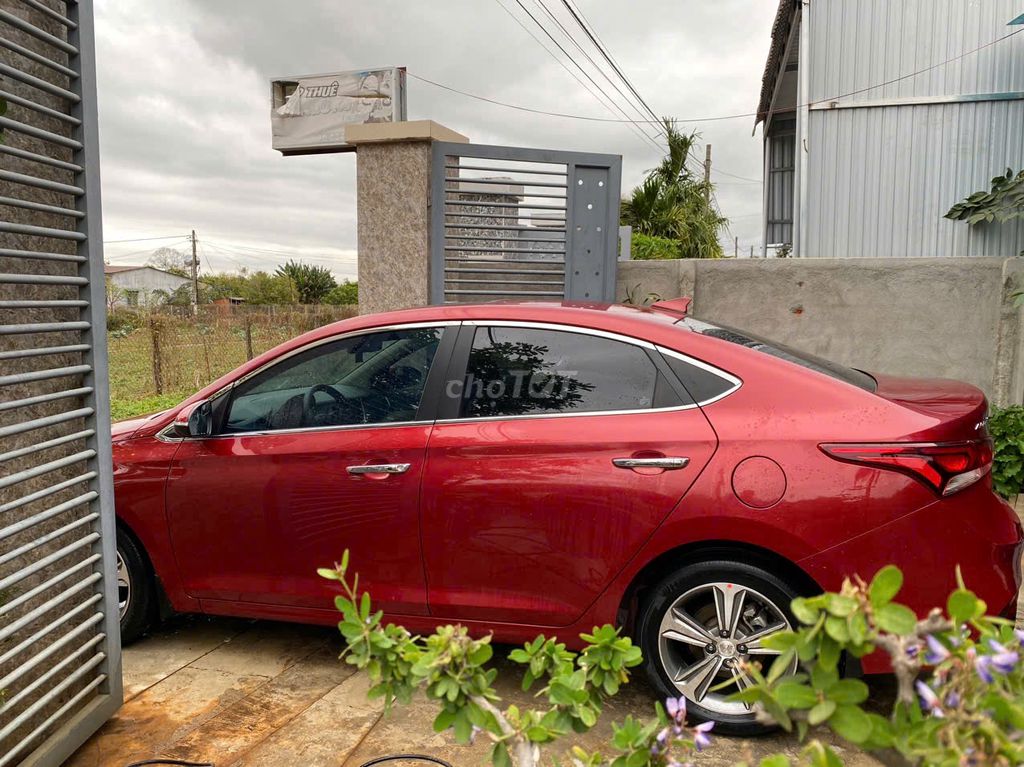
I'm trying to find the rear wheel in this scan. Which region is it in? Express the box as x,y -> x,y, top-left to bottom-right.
637,559 -> 800,735
116,528 -> 156,644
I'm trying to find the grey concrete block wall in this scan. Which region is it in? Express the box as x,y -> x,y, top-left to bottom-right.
616,258 -> 1024,407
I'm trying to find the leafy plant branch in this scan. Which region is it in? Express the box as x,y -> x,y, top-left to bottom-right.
319,551 -> 714,767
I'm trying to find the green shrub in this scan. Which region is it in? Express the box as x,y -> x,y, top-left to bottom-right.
630,232 -> 683,260
106,308 -> 145,335
989,405 -> 1024,498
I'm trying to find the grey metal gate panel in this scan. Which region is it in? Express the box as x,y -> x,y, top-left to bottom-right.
430,142 -> 621,304
0,1 -> 123,766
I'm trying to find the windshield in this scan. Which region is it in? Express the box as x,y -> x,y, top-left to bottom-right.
680,318 -> 877,392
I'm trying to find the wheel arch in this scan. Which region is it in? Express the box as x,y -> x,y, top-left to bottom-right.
616,540 -> 823,636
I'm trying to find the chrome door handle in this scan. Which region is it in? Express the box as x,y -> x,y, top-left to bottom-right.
346,463 -> 411,475
612,457 -> 690,470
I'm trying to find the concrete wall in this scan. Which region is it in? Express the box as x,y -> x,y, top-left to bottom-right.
616,257 -> 1024,406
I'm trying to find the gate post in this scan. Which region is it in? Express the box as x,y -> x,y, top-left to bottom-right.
347,121 -> 469,314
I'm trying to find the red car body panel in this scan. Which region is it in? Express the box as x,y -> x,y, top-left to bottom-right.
111,302 -> 1022,674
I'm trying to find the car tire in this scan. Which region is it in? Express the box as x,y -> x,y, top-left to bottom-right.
637,559 -> 801,736
116,528 -> 156,644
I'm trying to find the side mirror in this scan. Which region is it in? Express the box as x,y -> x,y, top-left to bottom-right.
172,399 -> 213,438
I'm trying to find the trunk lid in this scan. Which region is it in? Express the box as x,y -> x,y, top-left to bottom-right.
870,372 -> 989,441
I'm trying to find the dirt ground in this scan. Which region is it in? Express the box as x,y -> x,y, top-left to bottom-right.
66,616 -> 886,767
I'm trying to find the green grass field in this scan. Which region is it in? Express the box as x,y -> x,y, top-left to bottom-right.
107,307 -> 357,421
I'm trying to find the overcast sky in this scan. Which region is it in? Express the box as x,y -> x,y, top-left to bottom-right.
95,0 -> 776,281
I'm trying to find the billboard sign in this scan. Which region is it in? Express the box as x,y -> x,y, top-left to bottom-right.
271,67 -> 407,155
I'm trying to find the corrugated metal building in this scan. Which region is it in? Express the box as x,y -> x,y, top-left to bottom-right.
757,0 -> 1024,258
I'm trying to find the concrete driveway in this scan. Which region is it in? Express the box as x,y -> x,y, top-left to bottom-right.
66,616 -> 883,767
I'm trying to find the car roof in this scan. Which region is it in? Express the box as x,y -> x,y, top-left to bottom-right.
324,300 -> 688,336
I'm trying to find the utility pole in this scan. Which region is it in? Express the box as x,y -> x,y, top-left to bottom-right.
703,144 -> 712,203
734,237 -> 739,259
189,229 -> 199,315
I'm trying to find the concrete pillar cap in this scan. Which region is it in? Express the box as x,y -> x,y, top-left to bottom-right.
345,120 -> 469,145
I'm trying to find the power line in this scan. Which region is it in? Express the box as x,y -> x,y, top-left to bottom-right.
102,234 -> 188,244
507,0 -> 662,148
558,0 -> 663,128
406,26 -> 1024,126
490,0 -> 662,152
529,0 -> 664,140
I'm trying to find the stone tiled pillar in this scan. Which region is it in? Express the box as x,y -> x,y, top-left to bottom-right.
346,121 -> 469,314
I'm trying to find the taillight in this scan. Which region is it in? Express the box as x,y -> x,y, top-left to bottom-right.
819,440 -> 993,496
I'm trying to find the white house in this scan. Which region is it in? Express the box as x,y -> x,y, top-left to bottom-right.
757,0 -> 1024,258
104,265 -> 192,307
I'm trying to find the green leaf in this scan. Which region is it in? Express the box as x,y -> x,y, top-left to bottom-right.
317,567 -> 338,580
791,597 -> 819,624
760,756 -> 792,767
948,588 -> 984,623
774,681 -> 818,709
824,594 -> 857,617
824,616 -> 850,643
809,699 -> 836,725
875,603 -> 916,635
828,704 -> 872,744
868,565 -> 902,607
761,631 -> 800,652
828,678 -> 869,705
433,709 -> 456,733
491,742 -> 512,767
818,637 -> 841,670
811,663 -> 839,691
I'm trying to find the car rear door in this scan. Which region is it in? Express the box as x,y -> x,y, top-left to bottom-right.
419,321 -> 720,627
165,323 -> 455,617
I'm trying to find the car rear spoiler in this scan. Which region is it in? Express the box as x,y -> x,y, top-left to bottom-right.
649,297 -> 692,319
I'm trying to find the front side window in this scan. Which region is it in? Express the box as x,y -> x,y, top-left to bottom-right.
222,327 -> 443,433
459,326 -> 678,418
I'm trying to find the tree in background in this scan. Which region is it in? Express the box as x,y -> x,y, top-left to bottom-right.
324,280 -> 358,306
620,119 -> 728,259
275,260 -> 336,304
146,247 -> 190,277
945,168 -> 1024,257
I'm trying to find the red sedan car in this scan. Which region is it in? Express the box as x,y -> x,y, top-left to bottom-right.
111,300 -> 1021,733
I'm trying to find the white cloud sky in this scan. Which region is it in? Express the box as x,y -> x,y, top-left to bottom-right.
94,0 -> 777,281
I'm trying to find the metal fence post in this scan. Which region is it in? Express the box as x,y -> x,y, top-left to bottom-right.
149,315 -> 163,395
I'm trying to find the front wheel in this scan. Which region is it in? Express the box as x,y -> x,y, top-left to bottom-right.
637,559 -> 801,735
116,528 -> 156,644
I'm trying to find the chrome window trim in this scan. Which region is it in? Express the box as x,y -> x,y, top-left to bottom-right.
656,345 -> 743,406
435,320 -> 696,425
156,321 -> 458,442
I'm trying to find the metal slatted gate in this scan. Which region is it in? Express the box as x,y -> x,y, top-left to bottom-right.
0,1 -> 122,766
430,142 -> 622,304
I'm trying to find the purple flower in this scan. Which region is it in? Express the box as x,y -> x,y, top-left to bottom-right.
1014,628 -> 1024,647
916,680 -> 944,717
945,690 -> 961,708
986,639 -> 1019,674
905,644 -> 920,659
925,634 -> 950,664
975,655 -> 995,683
693,721 -> 714,751
666,696 -> 687,724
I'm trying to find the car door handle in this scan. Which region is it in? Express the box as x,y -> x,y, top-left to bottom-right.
612,457 -> 690,470
346,463 -> 412,475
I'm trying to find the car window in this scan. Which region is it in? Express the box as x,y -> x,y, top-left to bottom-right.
661,351 -> 739,404
459,326 -> 677,418
222,327 -> 443,433
679,317 -> 877,392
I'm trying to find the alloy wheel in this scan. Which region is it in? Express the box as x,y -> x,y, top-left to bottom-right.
116,549 -> 131,620
657,582 -> 793,716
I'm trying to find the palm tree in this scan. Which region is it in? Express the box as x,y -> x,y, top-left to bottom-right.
620,119 -> 728,259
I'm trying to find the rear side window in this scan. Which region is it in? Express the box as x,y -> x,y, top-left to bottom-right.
460,326 -> 682,418
661,352 -> 738,404
680,318 -> 877,392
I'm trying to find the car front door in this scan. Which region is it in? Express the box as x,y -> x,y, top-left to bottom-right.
165,323 -> 455,617
420,322 -> 720,627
